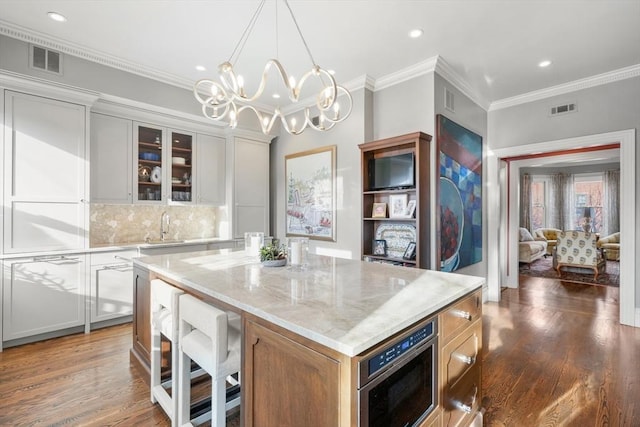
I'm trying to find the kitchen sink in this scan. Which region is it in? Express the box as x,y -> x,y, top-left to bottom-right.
143,239 -> 185,245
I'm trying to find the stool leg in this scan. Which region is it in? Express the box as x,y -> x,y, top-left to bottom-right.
178,332 -> 191,426
212,377 -> 226,427
150,321 -> 161,403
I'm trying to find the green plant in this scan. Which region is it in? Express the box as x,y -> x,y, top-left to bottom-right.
259,240 -> 287,261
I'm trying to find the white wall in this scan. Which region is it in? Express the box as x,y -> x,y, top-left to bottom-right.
488,76 -> 640,309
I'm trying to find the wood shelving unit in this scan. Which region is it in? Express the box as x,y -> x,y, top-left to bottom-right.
358,132 -> 432,269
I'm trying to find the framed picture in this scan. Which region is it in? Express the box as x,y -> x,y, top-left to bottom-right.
388,194 -> 408,218
403,241 -> 417,260
372,202 -> 387,218
405,200 -> 417,218
373,239 -> 387,256
286,145 -> 336,241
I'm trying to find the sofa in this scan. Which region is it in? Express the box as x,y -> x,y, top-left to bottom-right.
555,230 -> 606,279
597,232 -> 620,260
533,227 -> 562,255
519,227 -> 547,263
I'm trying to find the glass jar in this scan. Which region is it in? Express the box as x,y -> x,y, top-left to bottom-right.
287,237 -> 309,270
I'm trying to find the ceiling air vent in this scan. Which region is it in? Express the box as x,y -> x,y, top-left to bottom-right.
445,87 -> 455,112
30,45 -> 63,74
550,102 -> 577,117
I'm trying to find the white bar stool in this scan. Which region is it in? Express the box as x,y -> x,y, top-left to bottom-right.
177,294 -> 241,427
150,278 -> 184,426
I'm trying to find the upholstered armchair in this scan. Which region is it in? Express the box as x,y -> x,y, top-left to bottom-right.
519,227 -> 547,263
533,228 -> 562,255
555,231 -> 606,279
597,232 -> 620,260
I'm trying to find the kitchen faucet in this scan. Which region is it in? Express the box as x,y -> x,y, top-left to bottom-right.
160,211 -> 170,241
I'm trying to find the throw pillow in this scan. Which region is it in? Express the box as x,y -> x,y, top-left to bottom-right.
519,227 -> 534,242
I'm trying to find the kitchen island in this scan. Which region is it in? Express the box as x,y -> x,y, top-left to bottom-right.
132,249 -> 484,426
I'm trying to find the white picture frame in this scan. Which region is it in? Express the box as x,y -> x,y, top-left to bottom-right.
405,200 -> 417,218
388,194 -> 408,218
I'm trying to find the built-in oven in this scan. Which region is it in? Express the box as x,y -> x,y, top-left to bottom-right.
358,316 -> 437,427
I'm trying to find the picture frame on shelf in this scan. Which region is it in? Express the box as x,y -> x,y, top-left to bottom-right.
388,194 -> 408,218
373,239 -> 387,256
403,241 -> 417,260
372,202 -> 387,218
405,200 -> 417,218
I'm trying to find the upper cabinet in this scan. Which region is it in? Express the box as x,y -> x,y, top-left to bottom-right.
91,113 -> 133,204
232,136 -> 270,238
3,90 -> 87,253
91,115 -> 226,207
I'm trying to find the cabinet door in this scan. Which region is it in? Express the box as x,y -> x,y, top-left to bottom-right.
90,262 -> 133,323
244,319 -> 340,427
133,122 -> 164,203
2,255 -> 86,341
3,91 -> 87,253
196,133 -> 226,205
168,129 -> 194,204
90,113 -> 132,203
233,137 -> 269,238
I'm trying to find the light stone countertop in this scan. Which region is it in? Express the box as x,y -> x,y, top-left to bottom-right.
134,249 -> 485,357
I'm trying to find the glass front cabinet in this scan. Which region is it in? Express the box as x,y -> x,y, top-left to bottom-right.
134,123 -> 194,204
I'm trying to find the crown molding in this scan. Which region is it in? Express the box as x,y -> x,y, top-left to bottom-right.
374,56 -> 438,91
489,64 -> 640,111
0,20 -> 193,91
0,69 -> 100,105
434,56 -> 490,110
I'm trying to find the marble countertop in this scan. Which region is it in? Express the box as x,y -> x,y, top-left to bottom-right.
134,250 -> 484,357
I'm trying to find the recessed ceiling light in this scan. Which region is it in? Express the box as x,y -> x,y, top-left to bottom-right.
195,65 -> 206,71
538,60 -> 552,68
272,93 -> 280,99
47,12 -> 67,22
328,69 -> 335,75
409,29 -> 423,38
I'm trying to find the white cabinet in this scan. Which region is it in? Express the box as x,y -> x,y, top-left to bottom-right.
233,137 -> 270,238
90,113 -> 132,203
2,255 -> 86,343
3,91 -> 87,253
195,133 -> 226,205
89,250 -> 137,324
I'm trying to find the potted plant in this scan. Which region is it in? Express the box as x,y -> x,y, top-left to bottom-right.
259,240 -> 287,267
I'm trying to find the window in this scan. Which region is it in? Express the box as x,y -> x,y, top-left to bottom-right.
530,179 -> 547,230
574,173 -> 603,232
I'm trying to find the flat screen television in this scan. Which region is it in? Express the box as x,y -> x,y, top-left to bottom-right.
369,153 -> 415,190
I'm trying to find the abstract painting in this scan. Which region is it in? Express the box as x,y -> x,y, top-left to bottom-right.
436,115 -> 483,271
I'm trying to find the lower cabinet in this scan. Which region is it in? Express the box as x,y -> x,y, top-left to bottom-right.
2,254 -> 86,345
89,250 -> 137,325
439,290 -> 483,427
243,317 -> 343,427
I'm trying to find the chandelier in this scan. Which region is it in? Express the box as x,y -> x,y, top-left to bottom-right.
193,0 -> 352,135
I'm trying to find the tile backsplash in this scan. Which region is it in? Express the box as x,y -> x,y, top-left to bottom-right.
90,204 -> 224,246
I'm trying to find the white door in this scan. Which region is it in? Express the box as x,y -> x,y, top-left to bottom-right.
196,133 -> 226,205
2,255 -> 86,341
233,137 -> 269,238
3,91 -> 87,253
90,113 -> 132,203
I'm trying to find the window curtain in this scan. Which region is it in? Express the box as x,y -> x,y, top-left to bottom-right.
549,173 -> 573,230
603,170 -> 620,235
520,173 -> 531,231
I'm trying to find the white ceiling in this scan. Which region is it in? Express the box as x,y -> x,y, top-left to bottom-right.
1,0 -> 639,109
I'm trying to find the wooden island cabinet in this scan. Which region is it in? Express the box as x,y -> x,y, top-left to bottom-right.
132,250 -> 484,426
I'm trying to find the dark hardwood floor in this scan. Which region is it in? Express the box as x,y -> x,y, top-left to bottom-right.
0,275 -> 637,426
483,275 -> 639,426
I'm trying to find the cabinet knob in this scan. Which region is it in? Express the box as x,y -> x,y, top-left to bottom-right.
450,309 -> 473,321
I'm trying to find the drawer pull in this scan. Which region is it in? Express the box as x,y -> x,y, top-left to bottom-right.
453,352 -> 476,365
450,309 -> 472,321
103,263 -> 132,270
453,385 -> 478,414
114,255 -> 133,262
32,255 -> 80,263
